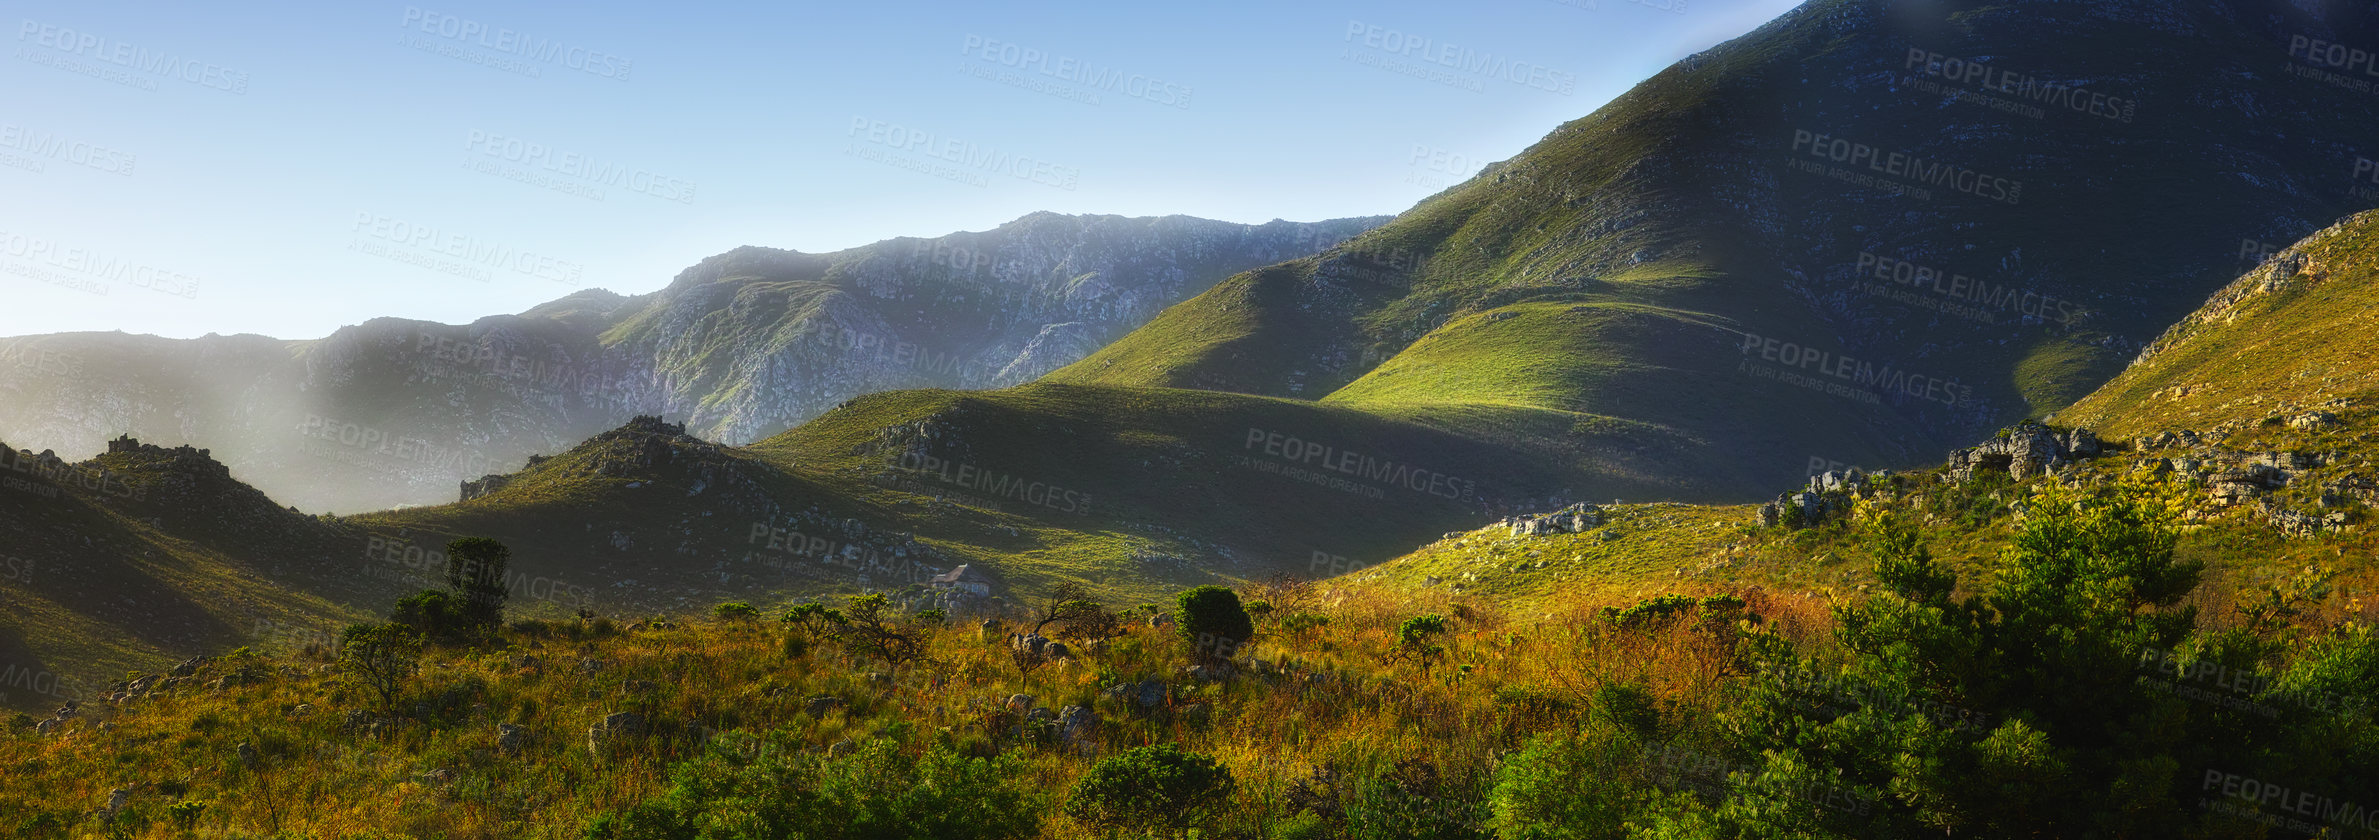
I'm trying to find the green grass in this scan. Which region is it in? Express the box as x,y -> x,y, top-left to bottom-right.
2057,210 -> 2379,438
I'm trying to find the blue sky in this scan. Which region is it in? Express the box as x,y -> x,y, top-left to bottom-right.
1,0 -> 1803,339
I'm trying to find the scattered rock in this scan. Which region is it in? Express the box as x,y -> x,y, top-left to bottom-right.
496,723 -> 528,754
805,695 -> 845,717
1006,694 -> 1035,714
827,739 -> 857,758
586,711 -> 646,758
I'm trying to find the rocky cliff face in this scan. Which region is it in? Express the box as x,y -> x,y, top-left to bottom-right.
0,213 -> 1386,513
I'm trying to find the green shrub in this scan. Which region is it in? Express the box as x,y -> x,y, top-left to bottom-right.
713,602 -> 761,621
1063,742 -> 1235,836
1174,585 -> 1254,662
587,737 -> 1037,840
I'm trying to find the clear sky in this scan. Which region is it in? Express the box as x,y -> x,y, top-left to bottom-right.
1,0 -> 1803,340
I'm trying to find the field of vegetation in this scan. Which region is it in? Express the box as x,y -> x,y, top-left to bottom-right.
6,468 -> 2375,839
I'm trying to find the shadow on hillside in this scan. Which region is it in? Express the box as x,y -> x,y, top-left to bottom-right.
0,624 -> 78,713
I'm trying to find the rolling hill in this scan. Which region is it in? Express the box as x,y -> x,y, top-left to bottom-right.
1051,0 -> 2379,498
0,213 -> 1385,514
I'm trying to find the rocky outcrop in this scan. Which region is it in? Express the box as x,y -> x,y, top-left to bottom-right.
1500,503 -> 1604,536
1944,423 -> 2101,483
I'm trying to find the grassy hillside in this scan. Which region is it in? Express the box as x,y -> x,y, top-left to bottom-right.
5,486 -> 2371,838
1053,0 -> 2379,497
356,384 -> 1586,620
0,439 -> 372,712
2057,209 -> 2379,438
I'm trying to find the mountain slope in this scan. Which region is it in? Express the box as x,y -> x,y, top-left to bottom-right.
2056,208 -> 2379,437
0,438 -> 370,711
1052,0 -> 2379,498
0,213 -> 1385,514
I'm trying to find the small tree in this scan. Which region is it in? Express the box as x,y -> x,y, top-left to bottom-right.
337,623 -> 422,717
1026,582 -> 1126,643
1386,614 -> 1451,676
1174,585 -> 1254,664
829,594 -> 927,668
1064,743 -> 1236,837
714,601 -> 761,621
444,537 -> 512,632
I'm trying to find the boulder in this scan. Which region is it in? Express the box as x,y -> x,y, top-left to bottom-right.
586,711 -> 646,757
1005,694 -> 1035,714
805,695 -> 845,717
496,723 -> 528,754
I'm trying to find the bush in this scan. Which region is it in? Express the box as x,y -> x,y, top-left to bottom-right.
336,623 -> 422,717
1174,585 -> 1254,662
713,602 -> 761,621
587,737 -> 1038,840
1064,742 -> 1235,836
444,537 -> 512,631
392,588 -> 463,639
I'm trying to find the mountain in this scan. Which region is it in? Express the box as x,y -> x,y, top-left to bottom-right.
0,213 -> 1386,514
1050,0 -> 2379,499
